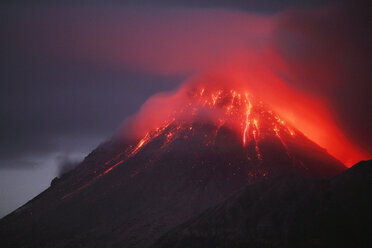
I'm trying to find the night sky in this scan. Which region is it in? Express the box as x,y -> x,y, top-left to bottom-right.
1,0 -> 371,217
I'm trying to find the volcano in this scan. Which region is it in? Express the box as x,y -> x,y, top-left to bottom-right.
0,86 -> 347,247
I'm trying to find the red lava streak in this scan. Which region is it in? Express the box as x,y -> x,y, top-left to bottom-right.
120,73 -> 369,167
124,86 -> 300,158
103,160 -> 124,175
61,82 -> 367,200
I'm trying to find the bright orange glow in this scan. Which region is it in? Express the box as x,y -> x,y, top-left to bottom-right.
130,134 -> 149,156
200,88 -> 205,96
119,77 -> 370,167
119,85 -> 304,165
242,93 -> 253,146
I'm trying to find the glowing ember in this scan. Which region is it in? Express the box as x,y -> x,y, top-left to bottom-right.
130,133 -> 149,156
103,160 -> 124,175
60,86 -> 347,200
123,86 -> 298,162
106,88 -> 297,178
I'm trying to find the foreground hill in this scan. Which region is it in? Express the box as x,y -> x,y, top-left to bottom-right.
152,160 -> 372,248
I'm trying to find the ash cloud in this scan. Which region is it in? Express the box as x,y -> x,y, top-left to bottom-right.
56,155 -> 80,177
273,5 -> 372,153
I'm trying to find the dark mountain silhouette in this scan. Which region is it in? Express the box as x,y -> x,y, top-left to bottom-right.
0,88 -> 348,247
152,160 -> 372,248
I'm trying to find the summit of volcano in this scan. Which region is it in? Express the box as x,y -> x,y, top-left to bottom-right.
0,83 -> 346,248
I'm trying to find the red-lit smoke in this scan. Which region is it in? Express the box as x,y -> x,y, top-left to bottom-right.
112,7 -> 370,166
14,5 -> 371,166
120,71 -> 369,166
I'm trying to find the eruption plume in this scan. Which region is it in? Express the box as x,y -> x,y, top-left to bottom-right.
119,73 -> 368,166
9,5 -> 369,165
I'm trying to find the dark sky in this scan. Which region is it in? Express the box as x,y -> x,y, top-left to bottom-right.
0,0 -> 371,217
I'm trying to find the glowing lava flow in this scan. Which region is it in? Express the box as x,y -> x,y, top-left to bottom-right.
103,160 -> 124,175
243,93 -> 252,146
129,133 -> 150,156
61,120 -> 174,200
102,120 -> 175,176
61,87 -> 307,200
188,87 -> 296,153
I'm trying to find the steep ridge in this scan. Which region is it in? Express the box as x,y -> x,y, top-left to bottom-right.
0,87 -> 346,248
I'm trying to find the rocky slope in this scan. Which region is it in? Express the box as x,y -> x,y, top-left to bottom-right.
152,160 -> 372,248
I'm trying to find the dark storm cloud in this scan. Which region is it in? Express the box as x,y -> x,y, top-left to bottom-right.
0,0 -> 356,12
0,0 -> 371,171
273,5 -> 372,152
0,15 -> 183,168
0,56 -> 182,167
109,0 -> 358,12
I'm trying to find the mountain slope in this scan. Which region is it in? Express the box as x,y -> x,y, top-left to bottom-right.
0,88 -> 346,248
152,160 -> 372,248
